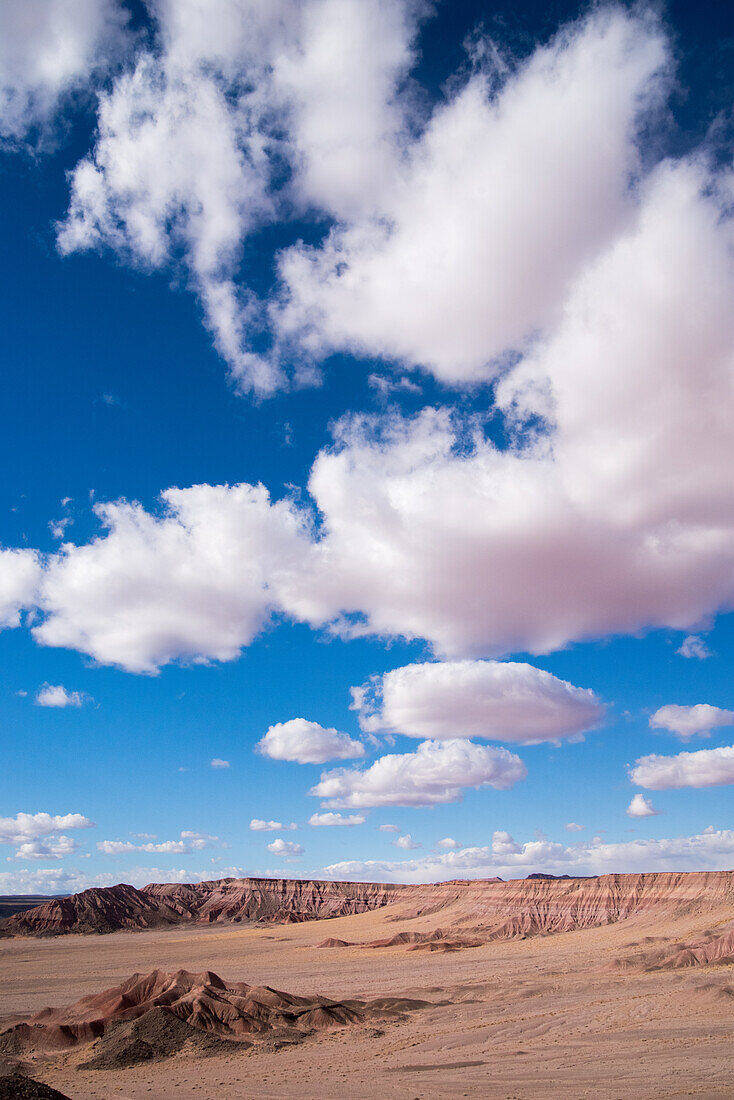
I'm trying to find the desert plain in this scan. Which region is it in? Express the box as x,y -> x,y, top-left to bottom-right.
0,873 -> 733,1100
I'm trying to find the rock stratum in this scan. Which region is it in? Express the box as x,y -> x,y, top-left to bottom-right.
0,968 -> 430,1070
2,872 -> 734,956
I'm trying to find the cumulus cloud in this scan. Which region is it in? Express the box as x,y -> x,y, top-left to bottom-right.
393,833 -> 420,850
266,838 -> 304,857
436,837 -> 460,850
677,635 -> 711,660
249,819 -> 297,832
310,738 -> 526,808
354,659 -> 603,744
626,794 -> 659,818
32,484 -> 313,674
97,831 -> 219,856
308,812 -> 365,827
296,151 -> 734,658
274,7 -> 668,382
565,822 -> 584,832
649,704 -> 734,741
57,0 -> 422,393
210,758 -> 230,769
34,684 -> 87,708
0,812 -> 94,862
0,0 -> 128,144
322,827 -> 734,883
631,745 -> 734,790
0,549 -> 41,629
257,718 -> 364,764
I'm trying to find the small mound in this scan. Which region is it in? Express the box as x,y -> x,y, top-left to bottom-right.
408,939 -> 481,952
0,1075 -> 72,1100
79,1007 -> 235,1070
316,938 -> 354,948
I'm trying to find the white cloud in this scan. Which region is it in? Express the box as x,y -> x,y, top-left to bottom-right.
97,831 -> 219,856
308,812 -> 365,827
297,152 -> 734,658
626,793 -> 659,818
0,549 -> 41,629
266,838 -> 304,856
34,684 -> 87,708
649,704 -> 734,741
0,812 -> 94,863
310,738 -> 526,808
322,827 -> 734,883
275,8 -> 669,383
436,837 -> 460,850
394,833 -> 420,850
379,823 -> 399,833
0,812 -> 94,843
0,0 -> 128,144
257,718 -> 364,764
677,635 -> 711,660
0,867 -> 115,896
210,758 -> 230,769
56,0 -> 422,394
631,745 -> 734,790
354,659 -> 603,744
564,822 -> 584,832
32,484 -> 312,674
249,819 -> 298,832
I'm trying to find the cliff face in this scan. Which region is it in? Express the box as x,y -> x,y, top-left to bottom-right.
1,878 -> 411,937
2,871 -> 733,939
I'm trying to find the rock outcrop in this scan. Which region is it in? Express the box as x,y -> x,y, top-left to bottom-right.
0,969 -> 430,1069
3,871 -> 733,945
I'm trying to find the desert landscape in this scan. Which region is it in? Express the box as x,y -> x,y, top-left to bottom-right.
1,872 -> 733,1099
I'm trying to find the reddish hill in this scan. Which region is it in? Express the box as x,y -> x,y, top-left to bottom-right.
0,968 -> 430,1069
2,871 -> 733,943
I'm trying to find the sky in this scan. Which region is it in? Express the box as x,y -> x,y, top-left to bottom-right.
1,0 -> 734,895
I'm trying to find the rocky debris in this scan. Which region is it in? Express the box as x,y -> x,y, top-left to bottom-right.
0,1075 -> 72,1099
0,969 -> 431,1068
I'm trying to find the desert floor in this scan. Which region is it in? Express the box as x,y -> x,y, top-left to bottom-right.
1,900 -> 733,1100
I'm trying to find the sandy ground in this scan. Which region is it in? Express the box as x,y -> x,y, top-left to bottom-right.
1,900 -> 733,1100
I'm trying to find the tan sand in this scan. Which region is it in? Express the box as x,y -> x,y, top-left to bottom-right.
1,891 -> 733,1099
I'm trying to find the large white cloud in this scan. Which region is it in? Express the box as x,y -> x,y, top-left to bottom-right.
0,0 -> 128,143
257,718 -> 365,764
649,704 -> 734,741
630,745 -> 734,790
296,154 -> 734,657
310,738 -> 526,808
32,483 -> 313,673
354,659 -> 603,744
322,827 -> 734,883
274,7 -> 669,382
57,0 -> 422,393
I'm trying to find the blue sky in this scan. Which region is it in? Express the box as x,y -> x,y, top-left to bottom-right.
1,0 -> 734,893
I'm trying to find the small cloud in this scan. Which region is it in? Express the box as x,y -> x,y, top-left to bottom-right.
308,812 -> 365,827
257,718 -> 364,765
210,758 -> 230,769
649,704 -> 734,741
15,690 -> 28,698
101,393 -> 121,406
677,635 -> 711,660
266,838 -> 304,856
565,822 -> 584,832
35,684 -> 88,708
379,824 -> 400,833
436,837 -> 460,849
49,517 -> 73,540
626,793 -> 660,818
368,373 -> 422,399
394,833 -> 421,850
249,819 -> 298,832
